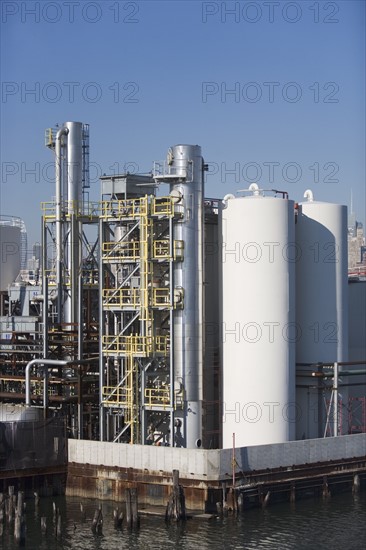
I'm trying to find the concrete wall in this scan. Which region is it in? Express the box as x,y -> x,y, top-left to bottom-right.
221,433 -> 366,477
69,433 -> 366,481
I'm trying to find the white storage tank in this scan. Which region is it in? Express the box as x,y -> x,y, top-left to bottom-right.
0,220 -> 21,290
221,186 -> 296,448
295,190 -> 348,439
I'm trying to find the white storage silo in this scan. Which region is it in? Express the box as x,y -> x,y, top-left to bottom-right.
295,190 -> 348,439
0,220 -> 21,290
221,186 -> 296,449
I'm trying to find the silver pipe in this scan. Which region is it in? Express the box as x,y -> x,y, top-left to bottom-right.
55,126 -> 69,323
64,122 -> 83,325
169,215 -> 175,445
25,359 -> 68,406
333,362 -> 338,437
42,276 -> 48,358
170,145 -> 204,448
98,218 -> 105,441
78,272 -> 83,439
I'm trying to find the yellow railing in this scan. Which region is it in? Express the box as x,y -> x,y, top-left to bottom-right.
102,288 -> 140,308
100,197 -> 148,219
102,287 -> 171,309
101,385 -> 130,405
144,387 -> 171,408
102,241 -> 140,261
102,335 -> 169,356
41,200 -> 99,219
152,239 -> 184,260
153,240 -> 170,259
151,287 -> 170,307
151,196 -> 174,217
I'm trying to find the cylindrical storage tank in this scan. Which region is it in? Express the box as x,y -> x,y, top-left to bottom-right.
169,145 -> 204,449
0,221 -> 21,290
295,190 -> 348,439
221,188 -> 296,449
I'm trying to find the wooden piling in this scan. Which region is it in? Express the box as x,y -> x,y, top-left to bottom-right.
131,488 -> 139,528
237,492 -> 244,513
113,507 -> 123,528
41,516 -> 47,534
322,476 -> 331,499
216,501 -> 223,516
80,502 -> 86,521
125,489 -> 132,528
17,491 -> 24,516
56,513 -> 62,539
262,491 -> 271,508
165,470 -> 186,522
290,482 -> 296,504
91,506 -> 103,535
14,491 -> 26,545
353,474 -> 360,495
7,486 -> 14,523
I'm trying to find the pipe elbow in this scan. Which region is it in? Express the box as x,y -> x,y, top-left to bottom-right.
304,189 -> 314,202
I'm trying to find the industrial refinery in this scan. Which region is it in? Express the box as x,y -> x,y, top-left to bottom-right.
0,122 -> 365,510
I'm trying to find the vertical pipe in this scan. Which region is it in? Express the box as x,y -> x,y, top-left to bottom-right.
334,362 -> 339,436
43,367 -> 49,417
43,276 -> 48,358
64,122 -> 83,326
99,218 -> 105,441
169,215 -> 175,445
55,127 -> 68,323
232,432 -> 235,488
169,145 -> 204,448
78,273 -> 83,439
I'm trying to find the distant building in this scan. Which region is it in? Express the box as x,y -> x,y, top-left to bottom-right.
348,220 -> 366,275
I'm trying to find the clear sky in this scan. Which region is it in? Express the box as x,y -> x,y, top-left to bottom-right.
1,0 -> 365,247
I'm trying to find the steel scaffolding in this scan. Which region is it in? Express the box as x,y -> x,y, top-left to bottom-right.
99,192 -> 182,444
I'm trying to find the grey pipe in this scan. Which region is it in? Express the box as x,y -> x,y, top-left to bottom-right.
55,126 -> 69,323
25,359 -> 68,406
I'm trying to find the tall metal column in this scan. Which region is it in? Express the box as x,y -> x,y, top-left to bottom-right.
169,145 -> 204,448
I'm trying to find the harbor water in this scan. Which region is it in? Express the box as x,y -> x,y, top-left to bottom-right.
1,490 -> 366,549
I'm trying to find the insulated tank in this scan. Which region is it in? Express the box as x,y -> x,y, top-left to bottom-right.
0,221 -> 21,290
295,190 -> 348,438
221,186 -> 296,449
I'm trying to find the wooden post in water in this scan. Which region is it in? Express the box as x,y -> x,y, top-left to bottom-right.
41,517 -> 47,535
290,482 -> 296,504
165,470 -> 186,522
113,507 -> 123,528
7,486 -> 15,523
125,489 -> 132,528
353,474 -> 360,495
0,493 -> 4,537
131,488 -> 139,528
237,492 -> 244,513
14,491 -> 26,545
222,482 -> 228,516
216,501 -> 223,516
91,506 -> 103,535
56,512 -> 62,539
34,492 -> 40,514
322,476 -> 331,499
262,491 -> 271,508
80,502 -> 86,521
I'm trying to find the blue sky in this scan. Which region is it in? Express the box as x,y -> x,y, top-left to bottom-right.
1,0 -> 365,246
